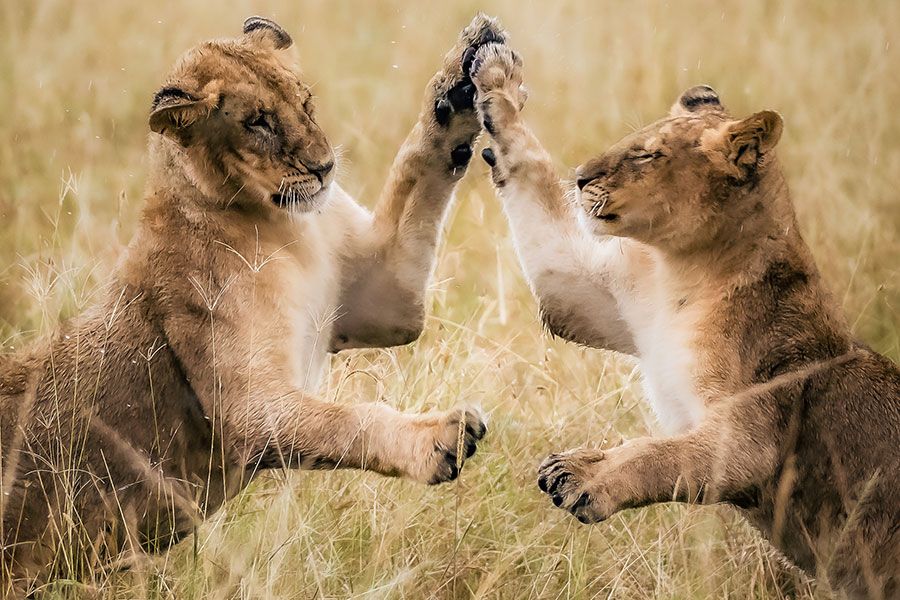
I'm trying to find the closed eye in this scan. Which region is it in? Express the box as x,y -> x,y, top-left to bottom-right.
630,151 -> 662,164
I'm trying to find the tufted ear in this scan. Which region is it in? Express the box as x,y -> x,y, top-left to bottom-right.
242,16 -> 293,49
670,85 -> 725,117
149,84 -> 219,142
711,110 -> 783,180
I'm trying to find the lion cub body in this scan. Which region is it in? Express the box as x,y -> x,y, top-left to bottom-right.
1,16 -> 500,593
471,44 -> 900,598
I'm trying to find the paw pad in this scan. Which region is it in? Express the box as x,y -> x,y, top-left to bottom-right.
434,98 -> 452,126
447,82 -> 477,112
450,143 -> 473,167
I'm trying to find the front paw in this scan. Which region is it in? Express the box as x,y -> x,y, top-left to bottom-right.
418,15 -> 508,176
537,448 -> 615,524
469,43 -> 526,136
431,14 -> 507,126
424,405 -> 487,485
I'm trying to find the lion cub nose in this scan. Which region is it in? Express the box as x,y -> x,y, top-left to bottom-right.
309,160 -> 335,182
575,160 -> 607,190
575,167 -> 595,190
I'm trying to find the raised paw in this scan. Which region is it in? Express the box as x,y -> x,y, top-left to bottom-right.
425,405 -> 487,485
537,448 -> 615,524
418,15 -> 509,176
469,42 -> 527,134
432,14 -> 507,123
426,14 -> 506,140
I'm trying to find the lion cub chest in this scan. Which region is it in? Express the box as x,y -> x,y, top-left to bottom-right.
626,267 -> 708,433
236,218 -> 342,393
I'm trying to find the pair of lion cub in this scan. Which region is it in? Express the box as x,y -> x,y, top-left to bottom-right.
2,14 -> 899,599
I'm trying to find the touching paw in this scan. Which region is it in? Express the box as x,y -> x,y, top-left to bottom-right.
426,405 -> 487,485
469,43 -> 523,93
423,14 -> 508,175
466,42 -> 527,178
431,13 -> 508,127
537,448 -> 614,524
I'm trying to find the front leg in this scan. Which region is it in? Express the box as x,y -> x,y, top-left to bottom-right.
242,393 -> 487,485
470,44 -> 637,354
330,14 -> 507,350
537,442 -> 701,524
537,413 -> 778,523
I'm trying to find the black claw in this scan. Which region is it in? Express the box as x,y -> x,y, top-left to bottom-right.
482,113 -> 495,135
464,420 -> 486,440
475,27 -> 503,48
552,494 -> 563,507
538,474 -> 549,492
478,98 -> 495,135
435,98 -> 452,126
540,455 -> 563,472
547,472 -> 569,496
481,147 -> 496,167
448,461 -> 459,481
450,143 -> 473,168
465,439 -> 477,458
448,81 -> 476,111
577,514 -> 590,524
462,46 -> 477,76
572,492 -> 591,512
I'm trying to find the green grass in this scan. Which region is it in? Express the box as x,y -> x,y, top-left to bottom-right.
2,1 -> 899,597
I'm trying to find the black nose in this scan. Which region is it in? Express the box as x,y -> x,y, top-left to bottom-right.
309,160 -> 334,182
575,161 -> 606,190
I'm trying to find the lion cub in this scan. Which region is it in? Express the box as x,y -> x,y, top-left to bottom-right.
0,16 -> 503,592
471,44 -> 900,598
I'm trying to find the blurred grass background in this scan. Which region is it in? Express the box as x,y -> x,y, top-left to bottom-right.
2,1 -> 899,598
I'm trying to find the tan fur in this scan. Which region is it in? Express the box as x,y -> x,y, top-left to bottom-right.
0,16 -> 506,594
472,46 -> 900,599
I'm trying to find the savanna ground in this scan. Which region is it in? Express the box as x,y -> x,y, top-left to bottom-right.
2,1 -> 899,598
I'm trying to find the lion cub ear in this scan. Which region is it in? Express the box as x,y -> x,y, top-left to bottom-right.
716,110 -> 784,179
149,84 -> 219,142
670,85 -> 725,117
242,16 -> 293,50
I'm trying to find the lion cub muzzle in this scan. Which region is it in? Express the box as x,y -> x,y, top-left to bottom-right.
272,160 -> 335,209
577,183 -> 617,222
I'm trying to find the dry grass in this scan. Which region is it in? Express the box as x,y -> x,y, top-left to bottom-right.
2,0 -> 899,598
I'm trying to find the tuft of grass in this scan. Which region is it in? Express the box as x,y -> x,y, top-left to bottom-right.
2,1 -> 898,598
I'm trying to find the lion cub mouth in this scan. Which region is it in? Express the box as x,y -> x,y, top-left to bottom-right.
579,185 -> 619,222
271,182 -> 329,210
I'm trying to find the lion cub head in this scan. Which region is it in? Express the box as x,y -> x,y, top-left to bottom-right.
149,17 -> 335,213
575,85 -> 784,252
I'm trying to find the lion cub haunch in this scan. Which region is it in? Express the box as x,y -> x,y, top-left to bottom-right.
471,45 -> 900,598
0,15 -> 502,593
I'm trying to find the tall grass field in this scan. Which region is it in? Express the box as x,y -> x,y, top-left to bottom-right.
2,1 -> 899,598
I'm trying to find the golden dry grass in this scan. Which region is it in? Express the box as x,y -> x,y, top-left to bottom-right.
2,1 -> 899,598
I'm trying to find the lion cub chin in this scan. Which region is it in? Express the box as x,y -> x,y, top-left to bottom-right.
0,15 -> 508,594
472,43 -> 900,599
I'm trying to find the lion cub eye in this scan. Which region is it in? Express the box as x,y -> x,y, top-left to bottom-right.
245,112 -> 273,133
630,151 -> 661,164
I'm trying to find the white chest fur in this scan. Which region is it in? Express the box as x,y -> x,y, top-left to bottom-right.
284,222 -> 341,393
622,258 -> 706,434
238,213 -> 342,395
633,309 -> 704,433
